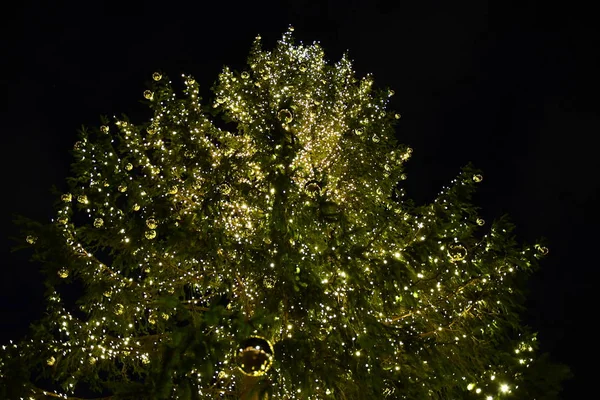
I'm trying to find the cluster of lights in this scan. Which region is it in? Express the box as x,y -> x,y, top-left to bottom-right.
0,28 -> 546,399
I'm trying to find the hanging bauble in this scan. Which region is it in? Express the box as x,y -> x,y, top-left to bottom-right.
473,174 -> 483,183
133,203 -> 140,211
47,356 -> 56,366
100,125 -> 109,133
400,173 -> 407,180
145,230 -> 157,240
354,128 -> 363,136
299,62 -> 308,72
237,336 -> 274,376
186,77 -> 196,85
148,315 -> 156,325
118,184 -> 127,193
143,90 -> 154,100
168,185 -> 178,194
216,96 -> 225,104
94,218 -> 104,228
146,218 -> 158,229
535,244 -> 549,255
305,181 -> 321,196
73,141 -> 83,150
152,72 -> 162,81
26,235 -> 37,244
88,357 -> 97,365
476,218 -> 485,226
372,135 -> 380,143
394,113 -> 401,119
58,269 -> 69,279
448,244 -> 467,262
115,304 -> 124,315
57,217 -> 68,225
389,90 -> 395,97
77,195 -> 88,204
220,184 -> 231,195
103,291 -> 112,298
241,71 -> 250,79
278,109 -> 293,124
125,163 -> 133,171
263,276 -> 276,289
61,193 -> 72,202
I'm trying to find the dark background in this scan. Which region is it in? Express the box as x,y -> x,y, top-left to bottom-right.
1,1 -> 597,398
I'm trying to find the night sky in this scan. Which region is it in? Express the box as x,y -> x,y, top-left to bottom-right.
1,1 -> 597,398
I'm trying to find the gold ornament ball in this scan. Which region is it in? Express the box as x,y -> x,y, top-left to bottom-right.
220,184 -> 231,195
145,230 -> 157,240
476,218 -> 485,226
133,203 -> 140,211
473,174 -> 483,183
103,291 -> 112,298
89,357 -> 97,365
143,90 -> 154,100
535,244 -> 549,255
186,77 -> 196,85
395,113 -> 401,119
58,269 -> 69,279
400,173 -> 407,180
448,244 -> 467,262
216,96 -> 225,104
77,195 -> 88,204
118,184 -> 127,193
61,193 -> 72,202
299,62 -> 308,72
355,128 -> 363,136
152,72 -> 162,81
125,163 -> 133,171
47,356 -> 56,366
241,71 -> 250,79
26,235 -> 37,245
278,109 -> 293,124
94,218 -> 104,228
168,185 -> 178,194
115,304 -> 124,315
146,218 -> 158,229
147,126 -> 156,135
263,276 -> 276,288
57,217 -> 68,225
100,125 -> 109,133
237,337 -> 274,377
148,315 -> 156,325
389,90 -> 395,96
372,135 -> 380,143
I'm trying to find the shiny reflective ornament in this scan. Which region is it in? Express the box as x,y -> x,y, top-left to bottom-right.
299,62 -> 308,72
389,90 -> 395,96
535,244 -> 549,255
400,173 -> 407,180
57,217 -> 68,225
125,163 -> 133,171
115,304 -> 124,315
241,71 -> 250,79
73,141 -> 83,150
26,235 -> 37,244
147,126 -> 156,135
395,113 -> 401,119
263,276 -> 276,288
146,218 -> 158,229
216,96 -> 225,104
145,230 -> 157,240
47,356 -> 56,366
100,125 -> 109,133
152,72 -> 162,81
77,195 -> 88,204
103,291 -> 112,298
94,218 -> 104,228
168,185 -> 178,194
89,357 -> 97,365
61,193 -> 72,202
476,218 -> 485,226
143,90 -> 154,100
473,174 -> 483,183
355,128 -> 363,136
237,336 -> 274,376
372,135 -> 380,143
186,77 -> 196,85
148,315 -> 156,325
448,244 -> 467,262
118,184 -> 127,193
278,109 -> 293,124
58,269 -> 69,278
220,184 -> 231,195
132,203 -> 140,211
305,181 -> 321,195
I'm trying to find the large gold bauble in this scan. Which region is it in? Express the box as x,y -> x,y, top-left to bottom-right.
152,72 -> 162,81
448,244 -> 467,262
237,337 -> 274,376
145,230 -> 157,240
146,218 -> 158,229
143,90 -> 154,100
278,109 -> 293,124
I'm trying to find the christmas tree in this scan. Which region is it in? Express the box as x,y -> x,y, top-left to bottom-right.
1,29 -> 563,399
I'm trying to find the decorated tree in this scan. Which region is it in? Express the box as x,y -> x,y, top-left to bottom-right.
1,29 -> 563,399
